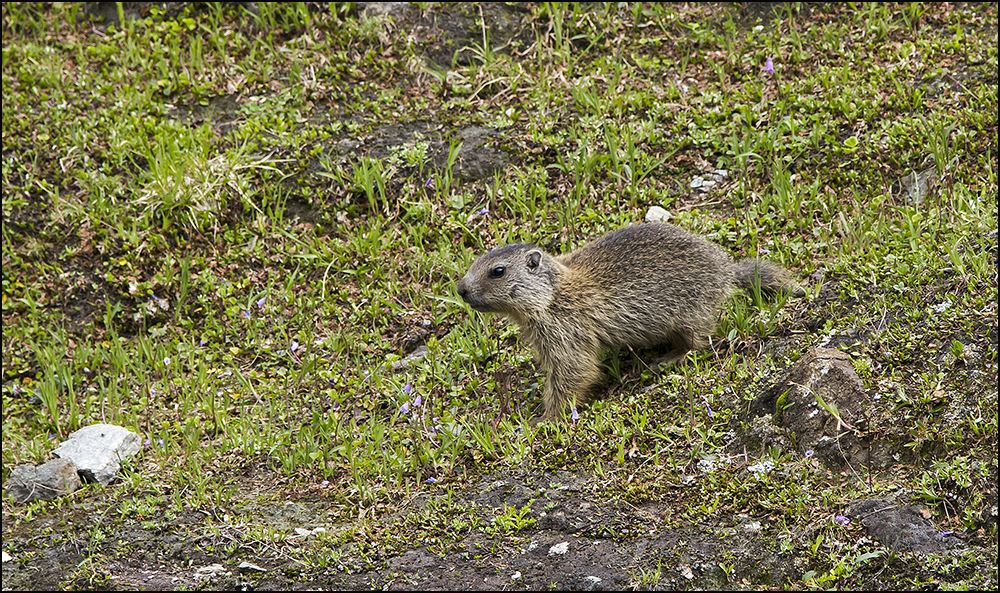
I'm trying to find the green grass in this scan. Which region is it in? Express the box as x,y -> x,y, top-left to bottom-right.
2,2 -> 997,589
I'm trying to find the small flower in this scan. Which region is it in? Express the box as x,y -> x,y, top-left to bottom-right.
144,438 -> 152,447
257,296 -> 267,309
834,514 -> 850,525
513,426 -> 522,435
403,382 -> 413,395
163,357 -> 171,366
571,407 -> 580,421
424,175 -> 434,189
320,480 -> 330,486
764,57 -> 774,74
290,341 -> 299,352
413,394 -> 422,408
479,207 -> 489,215
424,477 -> 438,484
706,402 -> 714,418
941,530 -> 954,537
400,401 -> 410,415
331,401 -> 341,411
199,339 -> 206,347
805,449 -> 814,458
243,309 -> 251,320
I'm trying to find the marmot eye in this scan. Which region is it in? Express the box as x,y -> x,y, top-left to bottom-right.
488,266 -> 506,279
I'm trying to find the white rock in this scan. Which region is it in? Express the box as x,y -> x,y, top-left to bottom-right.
644,206 -> 669,223
52,424 -> 141,486
238,561 -> 266,572
548,541 -> 569,556
194,563 -> 229,580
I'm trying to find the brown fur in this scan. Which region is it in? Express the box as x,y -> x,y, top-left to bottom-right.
456,223 -> 792,420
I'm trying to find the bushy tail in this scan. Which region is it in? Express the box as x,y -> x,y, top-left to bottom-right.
734,259 -> 795,295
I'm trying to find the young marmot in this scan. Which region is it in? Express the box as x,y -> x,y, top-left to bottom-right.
456,222 -> 792,420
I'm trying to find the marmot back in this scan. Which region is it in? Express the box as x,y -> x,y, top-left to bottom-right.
456,222 -> 792,420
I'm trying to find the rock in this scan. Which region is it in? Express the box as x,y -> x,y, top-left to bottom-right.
392,345 -> 429,371
193,563 -> 230,581
454,126 -> 509,181
896,167 -> 936,205
846,498 -> 950,554
6,458 -> 81,503
644,206 -> 669,223
52,424 -> 142,485
548,541 -> 569,556
584,575 -> 604,590
751,348 -> 887,468
238,561 -> 266,573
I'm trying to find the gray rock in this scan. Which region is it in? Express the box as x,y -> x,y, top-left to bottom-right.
6,458 -> 81,503
392,345 -> 429,371
52,424 -> 142,485
897,167 -> 936,204
846,498 -> 950,554
752,348 -> 889,468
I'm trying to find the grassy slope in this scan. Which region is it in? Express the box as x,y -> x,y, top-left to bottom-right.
2,2 -> 997,589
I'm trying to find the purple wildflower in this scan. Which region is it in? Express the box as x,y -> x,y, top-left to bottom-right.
321,480 -> 330,486
706,402 -> 714,418
243,309 -> 251,320
941,530 -> 953,537
424,477 -> 438,484
256,296 -> 267,309
479,207 -> 489,215
403,382 -> 413,395
144,438 -> 152,447
513,426 -> 522,435
424,175 -> 434,189
413,394 -> 422,408
834,514 -> 850,525
764,57 -> 774,74
400,401 -> 410,415
805,449 -> 814,458
571,407 -> 580,421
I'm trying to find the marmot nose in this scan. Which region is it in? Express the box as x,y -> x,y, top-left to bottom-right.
456,279 -> 468,300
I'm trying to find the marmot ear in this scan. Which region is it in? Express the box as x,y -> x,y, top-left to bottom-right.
525,250 -> 542,272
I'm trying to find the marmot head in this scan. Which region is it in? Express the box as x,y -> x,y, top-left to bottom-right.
456,243 -> 558,317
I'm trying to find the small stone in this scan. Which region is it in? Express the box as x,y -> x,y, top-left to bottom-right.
511,571 -> 522,580
391,345 -> 429,371
548,541 -> 569,556
6,458 -> 81,503
238,561 -> 266,572
2,551 -> 13,563
645,206 -> 669,223
194,563 -> 229,580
